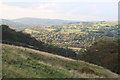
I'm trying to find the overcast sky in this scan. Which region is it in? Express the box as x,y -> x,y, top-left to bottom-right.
0,0 -> 119,21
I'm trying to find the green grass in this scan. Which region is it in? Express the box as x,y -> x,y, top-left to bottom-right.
59,29 -> 81,33
94,21 -> 117,27
94,24 -> 108,26
2,44 -> 118,78
68,47 -> 82,50
88,30 -> 99,32
24,29 -> 40,34
46,28 -> 56,31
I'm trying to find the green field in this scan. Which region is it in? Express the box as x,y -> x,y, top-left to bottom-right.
59,29 -> 81,33
2,44 -> 118,78
68,47 -> 82,50
24,29 -> 40,34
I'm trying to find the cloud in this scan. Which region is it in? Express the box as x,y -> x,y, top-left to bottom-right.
0,3 -> 57,19
1,0 -> 119,2
0,0 -> 117,21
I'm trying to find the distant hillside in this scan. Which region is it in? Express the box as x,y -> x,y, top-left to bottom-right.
1,25 -> 76,59
0,19 -> 29,29
2,44 -> 118,78
12,17 -> 75,27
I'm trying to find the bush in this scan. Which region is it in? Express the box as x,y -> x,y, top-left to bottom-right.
81,67 -> 95,74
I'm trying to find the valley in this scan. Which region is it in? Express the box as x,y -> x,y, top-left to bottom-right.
0,0 -> 118,79
23,21 -> 118,52
1,20 -> 119,79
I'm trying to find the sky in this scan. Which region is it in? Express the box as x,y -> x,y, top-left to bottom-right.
0,0 -> 119,21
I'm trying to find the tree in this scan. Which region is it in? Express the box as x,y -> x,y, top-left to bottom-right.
80,39 -> 119,74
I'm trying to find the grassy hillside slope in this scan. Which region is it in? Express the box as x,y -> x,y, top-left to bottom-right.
2,44 -> 118,78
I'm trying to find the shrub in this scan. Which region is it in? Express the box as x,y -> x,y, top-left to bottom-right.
81,67 -> 95,74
